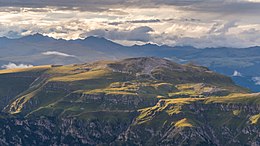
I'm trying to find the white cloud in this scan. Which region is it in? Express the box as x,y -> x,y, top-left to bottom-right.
0,1 -> 259,48
245,0 -> 260,2
1,63 -> 33,69
252,77 -> 260,85
42,51 -> 76,57
232,70 -> 242,77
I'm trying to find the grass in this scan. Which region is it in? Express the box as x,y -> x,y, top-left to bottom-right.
135,98 -> 204,125
163,98 -> 205,105
0,65 -> 51,74
0,58 -> 259,146
233,110 -> 241,116
0,58 -> 257,130
8,87 -> 41,114
0,75 -> 38,108
84,89 -> 137,95
250,114 -> 260,124
169,83 -> 233,98
174,118 -> 193,127
134,92 -> 260,129
205,93 -> 260,104
50,69 -> 111,82
79,81 -> 179,98
0,65 -> 52,110
45,65 -> 77,74
81,82 -> 139,95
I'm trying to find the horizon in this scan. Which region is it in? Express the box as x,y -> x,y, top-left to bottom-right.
2,33 -> 260,49
0,0 -> 259,48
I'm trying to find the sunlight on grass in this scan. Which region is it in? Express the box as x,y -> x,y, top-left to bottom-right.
50,69 -> 111,82
233,110 -> 241,116
0,65 -> 51,74
205,93 -> 260,104
174,118 -> 193,127
250,114 -> 260,124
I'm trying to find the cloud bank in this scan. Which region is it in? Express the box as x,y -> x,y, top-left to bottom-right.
1,63 -> 33,69
0,0 -> 259,48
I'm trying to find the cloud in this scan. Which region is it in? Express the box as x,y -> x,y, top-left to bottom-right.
1,0 -> 259,13
108,19 -> 160,26
232,70 -> 242,77
0,1 -> 259,48
252,77 -> 260,85
127,19 -> 160,24
1,63 -> 33,69
0,0 -> 196,8
181,1 -> 260,15
208,21 -> 237,35
42,51 -> 76,57
0,0 -> 127,12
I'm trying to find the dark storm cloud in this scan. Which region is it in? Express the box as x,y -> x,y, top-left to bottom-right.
128,19 -> 161,24
107,18 -> 202,26
0,0 -> 222,11
1,0 -> 259,15
0,0 -> 125,12
1,0 -> 259,14
0,0 -> 200,8
184,1 -> 260,14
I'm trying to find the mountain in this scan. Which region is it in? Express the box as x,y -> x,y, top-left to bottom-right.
0,57 -> 259,145
0,34 -> 259,92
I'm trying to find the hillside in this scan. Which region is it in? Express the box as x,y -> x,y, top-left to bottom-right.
0,57 -> 259,145
0,35 -> 259,92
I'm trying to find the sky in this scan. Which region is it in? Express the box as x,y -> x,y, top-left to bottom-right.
0,0 -> 259,48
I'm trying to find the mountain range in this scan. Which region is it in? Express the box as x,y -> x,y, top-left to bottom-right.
0,34 -> 259,92
0,57 -> 259,145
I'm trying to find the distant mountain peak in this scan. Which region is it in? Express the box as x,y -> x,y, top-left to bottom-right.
132,43 -> 160,48
83,36 -> 116,43
19,33 -> 55,42
85,35 -> 106,40
76,36 -> 123,48
24,33 -> 46,38
31,33 -> 45,37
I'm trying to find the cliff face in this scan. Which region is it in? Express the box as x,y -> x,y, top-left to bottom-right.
0,101 -> 259,146
0,114 -> 136,146
119,101 -> 260,146
0,57 -> 258,145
